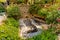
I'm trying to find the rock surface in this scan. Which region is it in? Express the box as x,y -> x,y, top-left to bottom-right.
0,12 -> 7,25
19,18 -> 48,38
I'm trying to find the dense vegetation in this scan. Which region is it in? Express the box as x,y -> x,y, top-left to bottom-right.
29,3 -> 60,24
0,3 -> 5,13
0,0 -> 60,40
0,18 -> 19,40
6,4 -> 21,20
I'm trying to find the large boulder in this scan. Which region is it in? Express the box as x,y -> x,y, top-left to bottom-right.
19,18 -> 42,38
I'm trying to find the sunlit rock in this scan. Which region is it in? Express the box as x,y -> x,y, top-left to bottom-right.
0,12 -> 7,25
19,18 -> 42,38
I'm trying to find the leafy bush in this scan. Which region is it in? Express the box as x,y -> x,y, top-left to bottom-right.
27,26 -> 57,40
0,24 -> 19,40
6,4 -> 21,19
46,10 -> 59,24
38,8 -> 48,17
29,4 -> 40,14
38,3 -> 60,24
0,18 -> 19,40
0,3 -> 5,13
5,18 -> 19,28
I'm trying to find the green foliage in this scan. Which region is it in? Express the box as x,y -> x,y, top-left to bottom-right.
0,3 -> 5,13
29,4 -> 40,14
39,0 -> 52,4
38,8 -> 48,17
48,3 -> 60,11
5,18 -> 19,28
43,3 -> 60,24
6,4 -> 21,19
27,27 -> 57,40
0,18 -> 19,40
17,0 -> 24,3
38,3 -> 60,24
29,3 -> 60,24
46,10 -> 59,24
0,25 -> 19,40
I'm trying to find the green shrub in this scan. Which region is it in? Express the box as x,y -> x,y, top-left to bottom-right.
46,10 -> 59,24
0,24 -> 19,40
37,3 -> 60,24
38,8 -> 48,17
0,18 -> 20,40
5,18 -> 19,28
6,4 -> 21,19
27,27 -> 57,40
29,4 -> 40,14
0,3 -> 5,13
